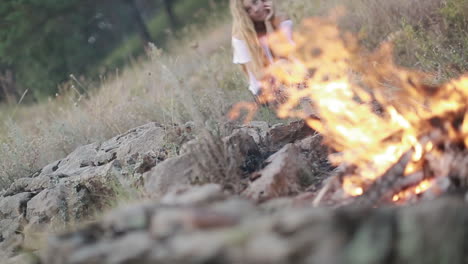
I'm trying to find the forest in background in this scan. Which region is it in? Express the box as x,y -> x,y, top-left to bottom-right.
0,0 -> 227,102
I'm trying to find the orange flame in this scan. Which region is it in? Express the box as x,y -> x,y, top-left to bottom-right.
256,16 -> 468,200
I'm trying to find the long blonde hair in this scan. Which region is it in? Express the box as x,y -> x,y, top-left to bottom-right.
230,0 -> 272,78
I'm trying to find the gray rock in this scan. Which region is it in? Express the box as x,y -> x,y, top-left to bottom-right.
53,143 -> 100,175
243,144 -> 302,202
0,192 -> 33,259
23,174 -> 61,194
40,159 -> 62,176
3,178 -> 33,197
294,134 -> 322,152
209,198 -> 256,218
235,121 -> 269,146
106,232 -> 155,264
0,227 -> 23,260
165,230 -> 231,263
0,219 -> 22,242
3,253 -> 33,264
245,232 -> 290,264
0,122 -> 170,261
134,152 -> 158,174
0,118 -> 334,263
102,202 -> 153,234
27,122 -> 166,184
24,161 -> 123,236
0,219 -> 23,260
0,192 -> 32,219
160,184 -> 225,206
143,153 -> 195,199
26,185 -> 69,227
294,134 -> 332,189
260,197 -> 295,212
67,232 -> 155,264
223,129 -> 261,158
178,138 -> 199,156
40,195 -> 468,264
99,122 -> 165,166
150,207 -> 239,239
267,120 -> 316,152
43,224 -> 107,264
149,208 -> 196,238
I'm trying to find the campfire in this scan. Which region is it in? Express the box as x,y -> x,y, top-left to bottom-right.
231,15 -> 468,207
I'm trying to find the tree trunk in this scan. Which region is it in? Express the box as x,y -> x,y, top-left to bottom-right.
0,69 -> 18,104
162,0 -> 178,29
124,0 -> 152,45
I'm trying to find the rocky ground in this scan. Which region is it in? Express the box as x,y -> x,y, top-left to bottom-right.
1,120 -> 467,264
0,120 -> 329,263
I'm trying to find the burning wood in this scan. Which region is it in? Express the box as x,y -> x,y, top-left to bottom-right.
352,150 -> 413,207
232,15 -> 468,206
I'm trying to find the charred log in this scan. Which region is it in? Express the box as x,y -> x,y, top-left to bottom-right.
351,150 -> 413,207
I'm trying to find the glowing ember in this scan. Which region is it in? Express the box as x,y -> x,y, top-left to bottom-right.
392,179 -> 434,203
343,176 -> 364,197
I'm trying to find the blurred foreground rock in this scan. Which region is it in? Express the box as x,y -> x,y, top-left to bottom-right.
41,194 -> 468,264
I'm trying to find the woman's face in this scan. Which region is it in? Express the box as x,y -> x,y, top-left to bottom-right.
243,0 -> 269,22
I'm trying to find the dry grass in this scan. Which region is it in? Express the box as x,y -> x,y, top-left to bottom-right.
0,0 -> 466,190
286,0 -> 467,80
187,129 -> 245,193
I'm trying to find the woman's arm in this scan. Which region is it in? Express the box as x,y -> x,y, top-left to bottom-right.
232,37 -> 262,95
264,1 -> 275,34
264,5 -> 293,42
279,19 -> 294,43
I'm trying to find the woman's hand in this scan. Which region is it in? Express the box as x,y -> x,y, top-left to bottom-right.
264,1 -> 275,21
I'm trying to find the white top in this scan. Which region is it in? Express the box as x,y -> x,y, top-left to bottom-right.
232,20 -> 294,95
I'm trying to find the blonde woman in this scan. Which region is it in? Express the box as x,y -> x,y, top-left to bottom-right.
230,0 -> 294,98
